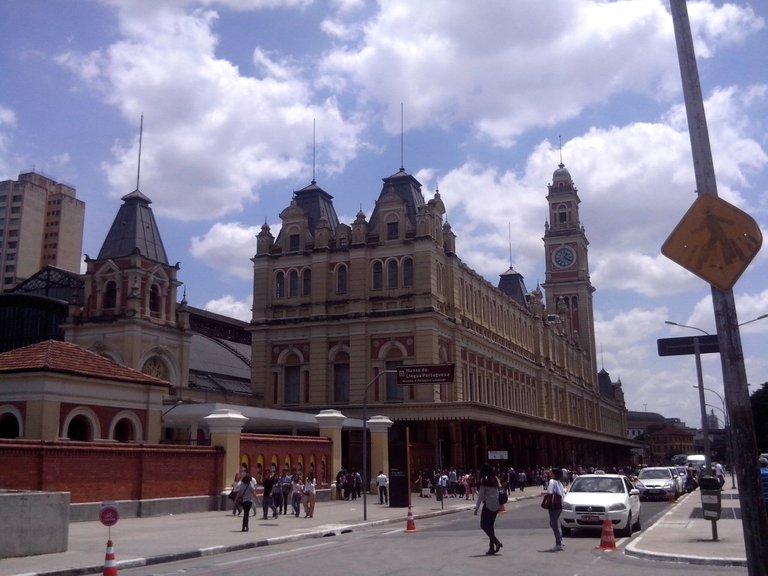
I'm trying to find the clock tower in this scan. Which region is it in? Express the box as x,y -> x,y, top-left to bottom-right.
541,162 -> 598,385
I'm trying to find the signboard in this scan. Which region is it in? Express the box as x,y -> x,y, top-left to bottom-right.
661,194 -> 762,291
396,364 -> 455,386
488,450 -> 508,460
99,502 -> 119,527
657,335 -> 720,356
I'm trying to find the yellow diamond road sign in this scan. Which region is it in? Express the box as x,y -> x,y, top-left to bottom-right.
661,194 -> 762,291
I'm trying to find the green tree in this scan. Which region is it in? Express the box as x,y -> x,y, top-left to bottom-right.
750,382 -> 768,452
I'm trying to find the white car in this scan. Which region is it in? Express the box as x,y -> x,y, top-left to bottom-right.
560,474 -> 641,538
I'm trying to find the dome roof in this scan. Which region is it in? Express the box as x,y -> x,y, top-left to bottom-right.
552,163 -> 572,182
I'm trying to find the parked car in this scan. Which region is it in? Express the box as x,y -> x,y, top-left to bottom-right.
560,474 -> 641,538
668,466 -> 684,497
635,467 -> 678,501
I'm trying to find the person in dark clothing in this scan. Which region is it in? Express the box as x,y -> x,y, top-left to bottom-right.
474,463 -> 502,555
238,473 -> 256,532
261,469 -> 279,519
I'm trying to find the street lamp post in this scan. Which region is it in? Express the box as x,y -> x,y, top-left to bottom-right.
665,321 -> 712,475
361,370 -> 396,521
696,386 -> 736,488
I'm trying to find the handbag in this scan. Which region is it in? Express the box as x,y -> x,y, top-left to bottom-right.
228,489 -> 238,500
541,492 -> 562,510
498,491 -> 508,505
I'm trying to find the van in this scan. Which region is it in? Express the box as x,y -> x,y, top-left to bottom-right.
686,455 -> 706,469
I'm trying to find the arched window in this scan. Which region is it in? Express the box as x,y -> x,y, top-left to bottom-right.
387,259 -> 398,289
403,258 -> 414,288
104,281 -> 117,309
372,261 -> 383,290
302,269 -> 312,297
149,284 -> 161,313
333,351 -> 350,403
275,271 -> 285,298
0,411 -> 20,438
110,411 -> 143,442
386,217 -> 399,240
113,418 -> 135,442
385,348 -> 404,401
67,415 -> 92,441
336,265 -> 348,294
289,270 -> 299,297
284,353 -> 301,405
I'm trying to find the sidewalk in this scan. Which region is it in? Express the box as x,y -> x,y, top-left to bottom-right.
625,484 -> 747,567
0,488 -> 747,576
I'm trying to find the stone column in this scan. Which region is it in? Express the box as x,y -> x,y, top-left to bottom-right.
204,409 -> 248,494
367,415 -> 394,494
315,409 -> 347,500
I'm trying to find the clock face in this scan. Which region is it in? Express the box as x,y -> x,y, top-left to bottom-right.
553,247 -> 575,269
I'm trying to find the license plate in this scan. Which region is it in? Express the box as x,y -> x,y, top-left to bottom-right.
581,514 -> 600,522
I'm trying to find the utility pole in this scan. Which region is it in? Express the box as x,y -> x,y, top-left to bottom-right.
669,2 -> 768,574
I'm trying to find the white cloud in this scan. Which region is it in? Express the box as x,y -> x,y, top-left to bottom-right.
0,105 -> 17,178
204,294 -> 252,322
58,4 -> 365,221
189,222 -> 260,279
319,0 -> 762,145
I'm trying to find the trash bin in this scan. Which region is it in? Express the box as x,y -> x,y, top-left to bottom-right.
699,476 -> 722,520
435,485 -> 444,502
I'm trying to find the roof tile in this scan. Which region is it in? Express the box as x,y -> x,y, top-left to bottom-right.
0,340 -> 170,387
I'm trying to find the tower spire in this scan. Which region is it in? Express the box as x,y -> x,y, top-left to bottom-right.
136,113 -> 144,191
558,134 -> 563,167
312,118 -> 316,185
400,102 -> 404,171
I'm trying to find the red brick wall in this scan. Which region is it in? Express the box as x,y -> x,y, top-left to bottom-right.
0,440 -> 223,503
0,434 -> 332,502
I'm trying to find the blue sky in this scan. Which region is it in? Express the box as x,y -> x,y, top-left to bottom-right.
1,0 -> 767,432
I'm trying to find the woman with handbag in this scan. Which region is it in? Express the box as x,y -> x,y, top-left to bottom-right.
543,467 -> 567,551
474,463 -> 503,555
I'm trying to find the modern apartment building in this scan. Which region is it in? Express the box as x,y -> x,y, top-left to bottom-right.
0,171 -> 85,292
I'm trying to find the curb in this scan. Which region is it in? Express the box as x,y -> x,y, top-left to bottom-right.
623,493 -> 747,568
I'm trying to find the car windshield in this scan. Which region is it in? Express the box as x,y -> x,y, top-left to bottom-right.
638,469 -> 670,479
570,477 -> 624,493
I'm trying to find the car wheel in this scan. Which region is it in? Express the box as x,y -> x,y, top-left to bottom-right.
617,513 -> 633,538
562,527 -> 572,537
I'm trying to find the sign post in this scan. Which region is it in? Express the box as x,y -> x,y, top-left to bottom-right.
99,501 -> 119,540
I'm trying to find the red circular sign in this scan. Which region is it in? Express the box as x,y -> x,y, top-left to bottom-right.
99,505 -> 119,527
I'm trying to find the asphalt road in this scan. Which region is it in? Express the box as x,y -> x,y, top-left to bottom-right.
117,497 -> 746,576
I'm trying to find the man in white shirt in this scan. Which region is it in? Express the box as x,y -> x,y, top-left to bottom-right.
376,470 -> 389,504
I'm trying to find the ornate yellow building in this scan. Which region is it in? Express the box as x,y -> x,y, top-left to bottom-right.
251,164 -> 630,472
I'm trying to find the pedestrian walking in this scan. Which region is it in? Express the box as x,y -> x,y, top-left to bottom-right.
474,463 -> 502,555
278,467 -> 292,514
376,470 -> 389,504
291,473 -> 304,517
261,469 -> 279,519
229,465 -> 246,515
543,468 -> 566,551
238,471 -> 257,532
303,471 -> 316,518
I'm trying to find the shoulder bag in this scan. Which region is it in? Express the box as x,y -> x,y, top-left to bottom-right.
541,492 -> 562,510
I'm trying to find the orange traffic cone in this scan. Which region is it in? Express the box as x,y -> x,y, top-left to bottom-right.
596,518 -> 617,550
103,539 -> 118,575
404,506 -> 417,533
